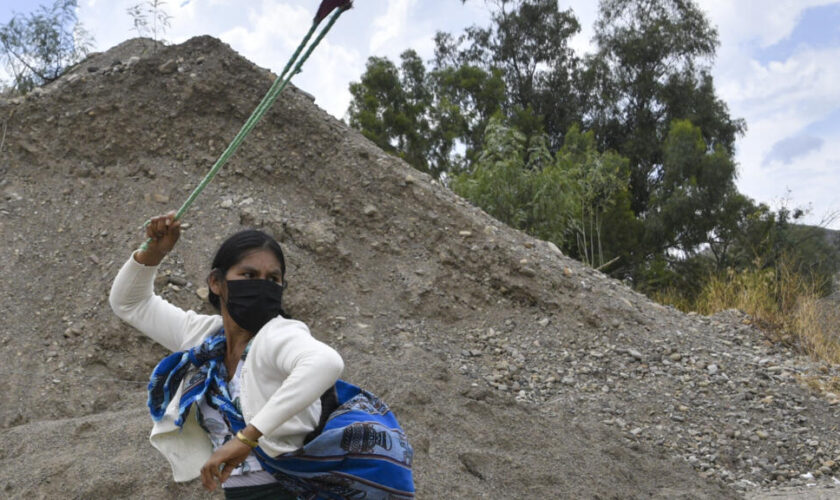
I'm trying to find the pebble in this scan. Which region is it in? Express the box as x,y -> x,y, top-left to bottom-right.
158,59 -> 178,74
169,276 -> 187,287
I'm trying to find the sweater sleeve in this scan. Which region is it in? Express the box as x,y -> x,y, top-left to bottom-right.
249,319 -> 344,436
109,252 -> 219,352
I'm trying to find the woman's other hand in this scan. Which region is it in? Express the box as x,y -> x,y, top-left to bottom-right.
135,211 -> 181,266
199,438 -> 253,492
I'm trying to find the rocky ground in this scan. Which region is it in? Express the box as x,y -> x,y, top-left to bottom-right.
1,36 -> 839,499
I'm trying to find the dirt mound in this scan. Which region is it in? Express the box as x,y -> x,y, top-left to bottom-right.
1,36 -> 838,498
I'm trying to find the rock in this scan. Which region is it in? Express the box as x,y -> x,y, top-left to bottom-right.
196,287 -> 210,301
538,318 -> 550,327
518,266 -> 536,278
158,59 -> 178,74
220,199 -> 233,209
707,364 -> 719,375
64,327 -> 82,338
627,349 -> 643,361
169,276 -> 187,287
153,193 -> 169,203
362,204 -> 378,217
546,241 -> 563,256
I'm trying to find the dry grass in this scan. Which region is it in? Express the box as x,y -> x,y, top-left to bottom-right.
792,296 -> 840,364
657,258 -> 840,366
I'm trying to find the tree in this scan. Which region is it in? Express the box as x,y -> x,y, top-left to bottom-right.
348,1 -> 582,178
586,0 -> 745,216
645,119 -> 738,257
348,49 -> 505,178
428,58 -> 506,174
0,0 -> 94,93
435,0 -> 583,149
348,51 -> 434,173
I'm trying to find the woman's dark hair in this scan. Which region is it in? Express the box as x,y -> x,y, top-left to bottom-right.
208,229 -> 286,311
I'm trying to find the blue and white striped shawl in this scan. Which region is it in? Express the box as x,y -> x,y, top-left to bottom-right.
147,331 -> 415,499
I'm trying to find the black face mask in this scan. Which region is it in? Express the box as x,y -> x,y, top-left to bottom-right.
225,279 -> 285,333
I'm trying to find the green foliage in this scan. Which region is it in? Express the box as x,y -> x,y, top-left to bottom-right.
347,49 -> 505,177
452,115 -> 538,229
0,0 -> 94,93
428,60 -> 506,174
551,125 -> 632,267
645,119 -> 738,256
348,51 -> 434,173
347,0 -> 583,178
436,0 -> 583,148
587,0 -> 745,216
454,117 -> 634,269
126,0 -> 173,49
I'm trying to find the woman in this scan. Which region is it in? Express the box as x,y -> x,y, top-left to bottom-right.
110,213 -> 414,499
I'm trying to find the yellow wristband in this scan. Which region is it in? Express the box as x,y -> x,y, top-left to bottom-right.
235,430 -> 259,448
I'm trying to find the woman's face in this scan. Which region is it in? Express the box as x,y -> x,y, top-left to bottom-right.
224,249 -> 284,284
209,248 -> 284,306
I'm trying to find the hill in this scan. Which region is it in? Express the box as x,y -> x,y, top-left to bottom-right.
1,36 -> 839,499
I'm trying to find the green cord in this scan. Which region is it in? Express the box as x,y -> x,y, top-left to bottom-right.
139,6 -> 349,251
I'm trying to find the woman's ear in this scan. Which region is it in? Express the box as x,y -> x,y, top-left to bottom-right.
208,269 -> 223,296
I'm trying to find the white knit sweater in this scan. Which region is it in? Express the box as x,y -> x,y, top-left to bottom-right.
109,253 -> 344,482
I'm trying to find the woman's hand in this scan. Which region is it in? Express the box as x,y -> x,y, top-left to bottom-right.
134,211 -> 181,266
199,438 -> 252,491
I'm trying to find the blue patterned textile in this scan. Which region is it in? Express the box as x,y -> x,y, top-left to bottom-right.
147,332 -> 415,499
147,332 -> 227,426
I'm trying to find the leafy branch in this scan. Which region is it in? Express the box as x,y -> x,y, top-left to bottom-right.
0,0 -> 94,94
126,0 -> 173,50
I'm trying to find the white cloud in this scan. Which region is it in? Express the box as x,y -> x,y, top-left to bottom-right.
369,0 -> 416,54
217,1 -> 362,118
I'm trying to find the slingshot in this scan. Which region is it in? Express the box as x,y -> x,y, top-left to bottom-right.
140,0 -> 353,251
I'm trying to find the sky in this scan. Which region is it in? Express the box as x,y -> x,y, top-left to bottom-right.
2,0 -> 838,229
